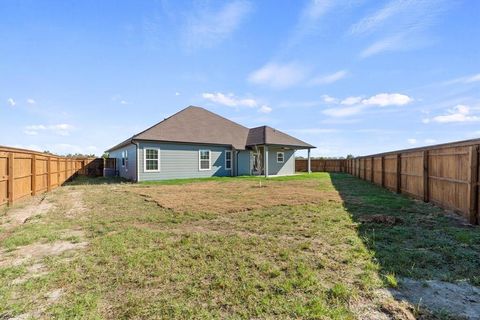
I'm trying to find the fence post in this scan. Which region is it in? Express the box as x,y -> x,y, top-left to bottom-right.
467,145 -> 479,224
477,147 -> 480,225
423,150 -> 429,202
363,158 -> 367,180
381,156 -> 385,188
371,157 -> 374,182
8,152 -> 14,205
57,158 -> 61,185
47,157 -> 52,192
396,153 -> 402,193
31,154 -> 37,196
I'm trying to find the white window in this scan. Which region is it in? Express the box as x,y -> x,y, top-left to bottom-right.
121,151 -> 126,167
125,150 -> 128,171
225,150 -> 232,170
199,150 -> 211,171
144,148 -> 160,172
277,152 -> 285,163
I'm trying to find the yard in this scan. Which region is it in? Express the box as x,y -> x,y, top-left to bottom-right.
1,173 -> 479,319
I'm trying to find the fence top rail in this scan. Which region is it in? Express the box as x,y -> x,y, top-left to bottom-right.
354,137 -> 480,159
0,145 -> 97,160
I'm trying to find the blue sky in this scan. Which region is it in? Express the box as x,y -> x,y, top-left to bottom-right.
1,0 -> 479,157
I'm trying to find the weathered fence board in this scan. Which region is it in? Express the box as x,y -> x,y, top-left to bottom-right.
0,146 -> 99,206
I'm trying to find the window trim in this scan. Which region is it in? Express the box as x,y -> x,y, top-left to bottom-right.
199,149 -> 211,171
225,150 -> 232,170
121,151 -> 125,167
277,151 -> 285,163
144,148 -> 161,172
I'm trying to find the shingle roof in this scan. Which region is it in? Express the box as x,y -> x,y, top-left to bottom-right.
106,106 -> 314,151
247,126 -> 314,149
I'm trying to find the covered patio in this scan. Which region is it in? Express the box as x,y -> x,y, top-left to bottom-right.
245,126 -> 315,178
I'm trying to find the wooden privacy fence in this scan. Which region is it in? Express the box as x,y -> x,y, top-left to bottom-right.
296,159 -> 345,172
0,146 -> 98,206
345,139 -> 480,225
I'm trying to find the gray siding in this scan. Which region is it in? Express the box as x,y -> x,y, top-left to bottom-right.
237,150 -> 251,176
109,143 -> 137,181
138,142 -> 232,181
267,147 -> 295,176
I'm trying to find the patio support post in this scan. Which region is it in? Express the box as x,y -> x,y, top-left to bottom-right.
307,148 -> 311,174
264,145 -> 269,178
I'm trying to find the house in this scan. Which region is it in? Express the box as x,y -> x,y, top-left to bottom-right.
106,106 -> 314,181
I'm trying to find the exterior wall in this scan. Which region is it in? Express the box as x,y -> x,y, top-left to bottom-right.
109,143 -> 137,181
237,150 -> 251,176
138,142 -> 233,181
267,147 -> 295,176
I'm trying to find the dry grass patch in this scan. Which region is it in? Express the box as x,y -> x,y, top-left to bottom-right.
132,179 -> 341,214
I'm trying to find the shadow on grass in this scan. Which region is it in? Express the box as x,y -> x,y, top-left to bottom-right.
329,173 -> 480,285
64,175 -> 131,186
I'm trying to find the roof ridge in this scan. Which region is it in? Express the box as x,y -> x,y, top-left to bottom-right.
131,106 -> 194,139
189,105 -> 251,131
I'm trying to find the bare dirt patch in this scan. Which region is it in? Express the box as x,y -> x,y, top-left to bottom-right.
0,241 -> 88,268
133,179 -> 340,214
11,263 -> 49,285
391,278 -> 480,319
0,196 -> 54,232
64,189 -> 87,218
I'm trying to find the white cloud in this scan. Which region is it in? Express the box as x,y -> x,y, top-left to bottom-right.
323,105 -> 365,118
361,93 -> 413,107
24,124 -> 74,136
360,34 -> 406,58
7,98 -> 16,107
340,96 -> 363,105
202,92 -> 257,108
309,70 -> 348,85
258,105 -> 272,114
351,0 -> 418,35
202,92 -> 272,114
425,105 -> 480,123
444,73 -> 480,85
321,93 -> 413,118
26,98 -> 36,105
175,92 -> 181,96
465,74 -> 480,83
407,138 -> 417,145
354,0 -> 450,58
248,62 -> 308,89
424,139 -> 436,144
322,95 -> 338,104
120,100 -> 128,105
287,0 -> 342,47
183,0 -> 252,49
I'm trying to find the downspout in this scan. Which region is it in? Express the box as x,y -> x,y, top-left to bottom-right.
132,140 -> 140,182
235,149 -> 239,177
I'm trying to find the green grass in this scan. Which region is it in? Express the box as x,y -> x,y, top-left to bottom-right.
139,172 -> 328,185
1,172 -> 479,319
330,173 -> 480,282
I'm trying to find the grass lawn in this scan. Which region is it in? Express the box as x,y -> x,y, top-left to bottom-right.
1,173 -> 479,319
